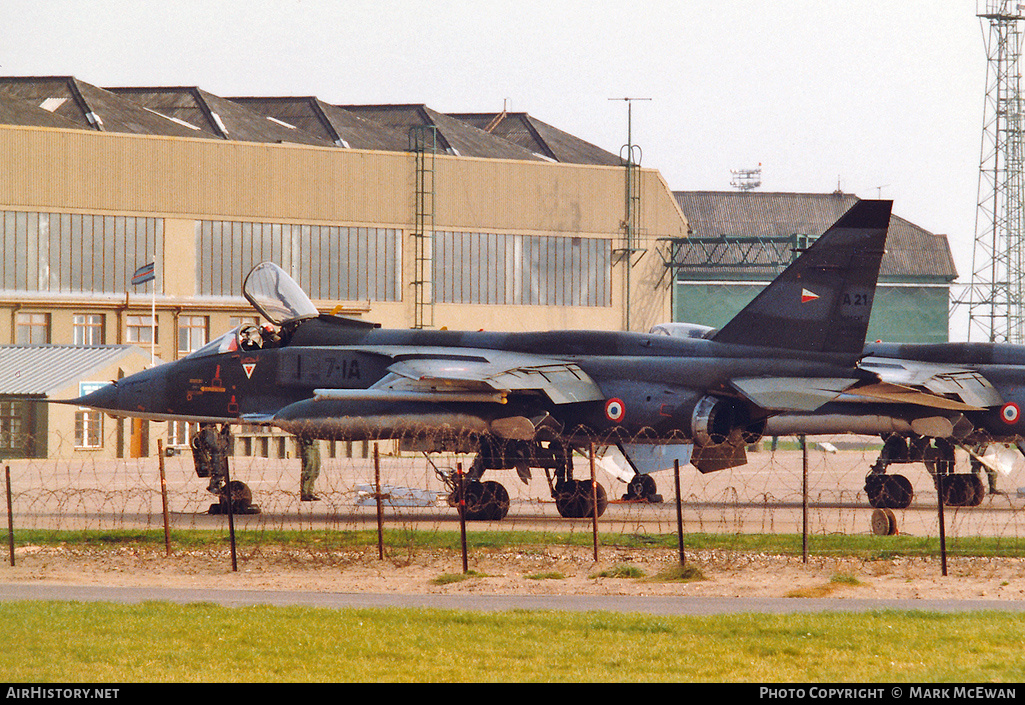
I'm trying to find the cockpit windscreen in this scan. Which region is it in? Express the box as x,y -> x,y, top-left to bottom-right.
243,262 -> 320,325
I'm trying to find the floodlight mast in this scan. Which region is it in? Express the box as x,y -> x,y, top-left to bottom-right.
730,165 -> 762,191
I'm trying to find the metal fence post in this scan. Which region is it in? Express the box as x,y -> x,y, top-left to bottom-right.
5,466 -> 13,567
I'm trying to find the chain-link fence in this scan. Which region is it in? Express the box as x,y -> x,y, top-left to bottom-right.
6,424 -> 1025,550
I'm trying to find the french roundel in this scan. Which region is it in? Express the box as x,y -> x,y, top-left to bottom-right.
605,398 -> 626,423
1001,402 -> 1020,425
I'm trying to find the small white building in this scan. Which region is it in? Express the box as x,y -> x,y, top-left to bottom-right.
0,345 -> 152,459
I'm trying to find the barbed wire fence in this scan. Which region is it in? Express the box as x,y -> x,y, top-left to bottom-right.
5,422 -> 1025,565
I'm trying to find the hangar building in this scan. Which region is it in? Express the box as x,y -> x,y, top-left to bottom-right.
669,191 -> 958,344
0,76 -> 687,460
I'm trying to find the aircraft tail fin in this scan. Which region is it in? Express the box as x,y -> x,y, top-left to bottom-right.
710,199 -> 892,357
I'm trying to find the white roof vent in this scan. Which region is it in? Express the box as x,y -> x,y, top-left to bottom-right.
39,97 -> 67,112
210,112 -> 228,136
266,116 -> 296,129
143,107 -> 200,130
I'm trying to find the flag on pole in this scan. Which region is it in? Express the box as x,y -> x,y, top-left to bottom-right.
131,262 -> 155,286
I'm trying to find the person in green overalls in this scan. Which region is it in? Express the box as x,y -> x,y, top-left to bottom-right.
297,436 -> 321,501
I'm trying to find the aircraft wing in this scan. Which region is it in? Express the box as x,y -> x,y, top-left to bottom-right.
730,377 -> 861,412
315,347 -> 605,405
849,356 -> 1004,411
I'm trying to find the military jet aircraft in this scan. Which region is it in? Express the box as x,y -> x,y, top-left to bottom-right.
68,199 -> 895,520
759,340 -> 1025,510
649,280 -> 1025,510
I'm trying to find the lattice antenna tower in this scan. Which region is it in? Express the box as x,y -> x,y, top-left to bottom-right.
967,0 -> 1025,343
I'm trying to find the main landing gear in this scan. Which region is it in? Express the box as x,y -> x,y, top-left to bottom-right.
864,435 -> 985,510
440,438 -> 608,521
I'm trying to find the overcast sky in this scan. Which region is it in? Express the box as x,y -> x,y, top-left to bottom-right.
0,1 -> 996,337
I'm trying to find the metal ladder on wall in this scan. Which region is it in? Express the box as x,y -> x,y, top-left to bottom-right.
409,125 -> 437,329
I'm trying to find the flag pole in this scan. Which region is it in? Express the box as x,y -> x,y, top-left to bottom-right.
151,253 -> 157,368
130,260 -> 158,368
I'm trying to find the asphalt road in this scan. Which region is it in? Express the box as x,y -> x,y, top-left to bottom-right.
2,582 -> 1024,615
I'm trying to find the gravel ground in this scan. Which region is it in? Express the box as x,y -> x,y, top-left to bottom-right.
4,543 -> 1025,603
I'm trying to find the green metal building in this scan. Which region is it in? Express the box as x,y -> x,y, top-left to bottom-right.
668,191 -> 958,344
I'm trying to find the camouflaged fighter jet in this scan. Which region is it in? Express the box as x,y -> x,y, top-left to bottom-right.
760,340 -> 1025,511
68,199 -> 894,520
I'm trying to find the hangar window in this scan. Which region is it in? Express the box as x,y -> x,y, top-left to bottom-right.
434,232 -> 611,307
0,211 -> 162,295
196,221 -> 402,302
127,315 -> 158,346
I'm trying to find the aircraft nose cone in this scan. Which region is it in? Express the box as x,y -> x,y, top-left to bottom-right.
72,381 -> 119,411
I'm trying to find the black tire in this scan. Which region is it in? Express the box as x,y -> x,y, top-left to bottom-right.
625,474 -> 657,501
943,475 -> 984,507
966,474 -> 986,507
866,474 -> 912,509
865,475 -> 884,507
461,480 -> 510,521
480,480 -> 510,520
555,479 -> 607,519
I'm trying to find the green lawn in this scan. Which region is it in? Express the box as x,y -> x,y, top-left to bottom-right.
3,601 -> 1024,682
4,529 -> 1024,682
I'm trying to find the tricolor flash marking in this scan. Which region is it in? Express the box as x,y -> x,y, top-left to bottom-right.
605,398 -> 626,423
1001,402 -> 1020,425
801,288 -> 819,303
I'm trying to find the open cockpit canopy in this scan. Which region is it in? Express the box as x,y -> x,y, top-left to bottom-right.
243,262 -> 320,325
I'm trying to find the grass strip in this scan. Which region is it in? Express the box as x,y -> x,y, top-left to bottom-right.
2,528 -> 1023,559
2,601 -> 1024,682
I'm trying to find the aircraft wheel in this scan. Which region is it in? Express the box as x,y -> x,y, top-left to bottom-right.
461,480 -> 510,521
942,475 -> 984,507
865,474 -> 913,509
966,474 -> 986,507
480,480 -> 510,520
624,474 -> 658,501
555,479 -> 607,519
619,473 -> 660,502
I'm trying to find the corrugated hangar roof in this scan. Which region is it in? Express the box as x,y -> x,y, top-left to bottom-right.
229,96 -> 409,152
0,76 -> 201,137
672,191 -> 958,282
0,93 -> 81,129
0,76 -> 625,162
450,112 -> 624,166
340,104 -> 543,161
0,345 -> 148,397
105,86 -> 328,145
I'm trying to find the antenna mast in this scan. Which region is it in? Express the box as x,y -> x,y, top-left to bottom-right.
609,97 -> 651,331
